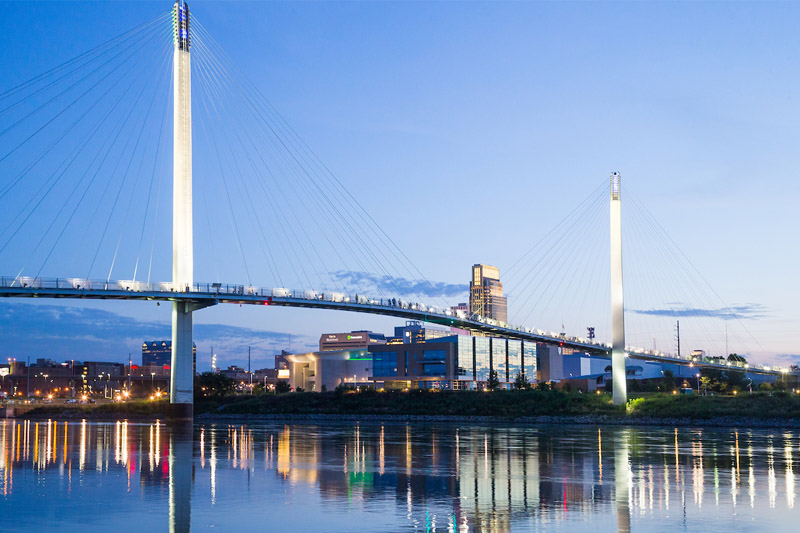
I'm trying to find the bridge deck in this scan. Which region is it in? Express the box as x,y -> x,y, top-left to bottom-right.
0,277 -> 786,377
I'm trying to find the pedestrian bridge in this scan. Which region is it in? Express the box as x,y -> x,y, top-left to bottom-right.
0,276 -> 784,378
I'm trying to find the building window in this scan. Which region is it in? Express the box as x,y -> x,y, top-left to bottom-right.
423,363 -> 446,376
423,350 -> 446,361
372,351 -> 397,377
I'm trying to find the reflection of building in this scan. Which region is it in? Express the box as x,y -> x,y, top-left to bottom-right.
469,264 -> 508,322
370,335 -> 537,390
142,340 -> 196,373
319,331 -> 386,352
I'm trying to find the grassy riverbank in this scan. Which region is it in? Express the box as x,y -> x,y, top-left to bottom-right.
198,389 -> 622,418
19,400 -> 172,419
18,390 -> 800,424
197,389 -> 800,421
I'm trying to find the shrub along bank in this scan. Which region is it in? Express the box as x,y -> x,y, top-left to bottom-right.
19,390 -> 800,424
198,389 -> 800,423
196,389 -> 622,418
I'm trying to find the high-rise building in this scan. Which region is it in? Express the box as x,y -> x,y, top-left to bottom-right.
142,341 -> 197,374
469,264 -> 508,323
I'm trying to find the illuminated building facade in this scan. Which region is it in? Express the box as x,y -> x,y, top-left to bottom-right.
279,350 -> 374,391
387,321 -> 451,345
319,331 -> 386,352
143,340 -> 196,373
469,264 -> 508,322
370,335 -> 537,390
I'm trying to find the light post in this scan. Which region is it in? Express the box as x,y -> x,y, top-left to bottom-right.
696,373 -> 701,394
42,374 -> 48,396
151,372 -> 156,393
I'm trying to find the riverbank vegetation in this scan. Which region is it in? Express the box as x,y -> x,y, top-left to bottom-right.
196,389 -> 622,417
195,388 -> 800,421
21,400 -> 171,419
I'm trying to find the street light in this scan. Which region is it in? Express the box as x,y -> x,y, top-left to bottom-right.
696,373 -> 701,394
151,372 -> 155,392
42,374 -> 48,395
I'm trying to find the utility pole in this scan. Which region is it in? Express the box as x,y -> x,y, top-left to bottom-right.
675,320 -> 681,358
127,353 -> 132,391
26,356 -> 30,397
248,346 -> 252,393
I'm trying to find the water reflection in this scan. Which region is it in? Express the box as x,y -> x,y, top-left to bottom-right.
0,420 -> 799,531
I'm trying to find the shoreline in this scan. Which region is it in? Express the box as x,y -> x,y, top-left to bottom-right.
196,412 -> 800,429
14,408 -> 800,429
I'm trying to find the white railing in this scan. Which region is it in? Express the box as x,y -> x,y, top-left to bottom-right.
0,275 -> 793,376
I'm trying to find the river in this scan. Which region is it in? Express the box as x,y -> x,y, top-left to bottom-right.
0,419 -> 796,531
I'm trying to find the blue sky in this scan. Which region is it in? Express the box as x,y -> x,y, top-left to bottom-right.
0,1 -> 798,369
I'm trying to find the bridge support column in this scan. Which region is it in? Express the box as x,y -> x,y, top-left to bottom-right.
610,172 -> 627,406
170,302 -> 194,416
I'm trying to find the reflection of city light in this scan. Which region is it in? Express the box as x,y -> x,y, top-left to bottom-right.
1,418 -> 798,530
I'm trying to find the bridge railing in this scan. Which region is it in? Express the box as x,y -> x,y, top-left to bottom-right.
1,276 -> 794,376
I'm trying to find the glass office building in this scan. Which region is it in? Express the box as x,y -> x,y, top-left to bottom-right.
142,341 -> 197,373
373,334 -> 538,391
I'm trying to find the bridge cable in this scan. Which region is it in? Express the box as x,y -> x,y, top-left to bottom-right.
31,42 -> 173,281
191,20 -> 446,306
1,30 -> 169,264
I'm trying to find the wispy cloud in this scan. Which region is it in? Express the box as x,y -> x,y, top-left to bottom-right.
774,353 -> 800,364
630,304 -> 767,321
330,271 -> 467,299
0,302 -> 305,366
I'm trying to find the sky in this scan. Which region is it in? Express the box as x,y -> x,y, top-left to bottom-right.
0,1 -> 798,370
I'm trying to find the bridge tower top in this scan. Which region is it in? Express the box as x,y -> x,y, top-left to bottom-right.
172,1 -> 190,51
611,171 -> 621,200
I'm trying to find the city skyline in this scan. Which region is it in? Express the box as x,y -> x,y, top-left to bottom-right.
0,1 -> 798,369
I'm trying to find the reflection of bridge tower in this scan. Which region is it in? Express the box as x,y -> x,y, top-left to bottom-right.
170,0 -> 194,415
610,172 -> 627,405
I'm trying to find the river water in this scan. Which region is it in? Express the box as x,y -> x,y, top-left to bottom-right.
0,419 -> 796,532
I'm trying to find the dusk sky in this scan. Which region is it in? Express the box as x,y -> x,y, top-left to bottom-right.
0,1 -> 798,370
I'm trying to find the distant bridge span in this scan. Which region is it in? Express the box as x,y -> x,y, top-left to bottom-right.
0,277 -> 787,378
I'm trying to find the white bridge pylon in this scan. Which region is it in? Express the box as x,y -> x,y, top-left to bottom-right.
610,172 -> 627,406
170,0 -> 198,416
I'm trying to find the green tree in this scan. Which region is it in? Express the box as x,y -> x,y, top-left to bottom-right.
513,372 -> 530,390
726,370 -> 748,390
275,380 -> 292,394
662,369 -> 676,392
487,370 -> 500,391
727,353 -> 747,364
195,372 -> 235,399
